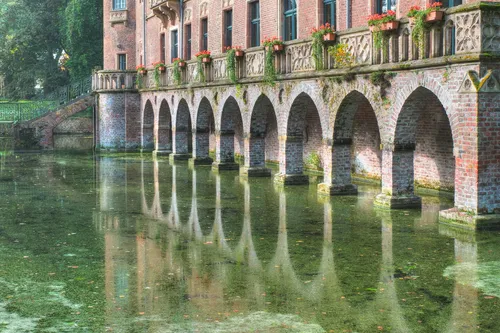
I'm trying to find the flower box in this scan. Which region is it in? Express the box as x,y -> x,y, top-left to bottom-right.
202,57 -> 211,64
235,50 -> 244,57
139,70 -> 147,75
273,44 -> 284,52
425,10 -> 444,23
381,21 -> 399,31
323,32 -> 336,42
157,66 -> 166,72
178,61 -> 186,68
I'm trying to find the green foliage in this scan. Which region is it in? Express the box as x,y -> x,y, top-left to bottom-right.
305,151 -> 322,170
0,0 -> 103,100
370,71 -> 393,97
328,43 -> 355,68
196,58 -> 206,83
226,49 -> 237,84
264,50 -> 277,86
411,11 -> 429,54
311,37 -> 324,71
153,64 -> 164,88
173,60 -> 183,85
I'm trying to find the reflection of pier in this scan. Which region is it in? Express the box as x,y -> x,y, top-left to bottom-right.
98,158 -> 487,331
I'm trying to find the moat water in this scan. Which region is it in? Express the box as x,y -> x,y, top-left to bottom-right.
0,152 -> 499,332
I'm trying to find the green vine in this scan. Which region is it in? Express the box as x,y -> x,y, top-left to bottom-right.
226,48 -> 237,84
196,57 -> 205,83
312,36 -> 324,71
153,62 -> 165,88
172,58 -> 184,85
135,74 -> 143,89
410,10 -> 429,56
264,50 -> 277,86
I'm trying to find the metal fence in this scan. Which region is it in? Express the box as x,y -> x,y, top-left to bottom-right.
0,76 -> 92,123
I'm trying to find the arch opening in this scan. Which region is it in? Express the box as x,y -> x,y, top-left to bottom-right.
393,87 -> 455,198
193,97 -> 215,162
174,99 -> 192,156
283,93 -> 324,177
331,91 -> 381,192
216,96 -> 243,168
246,94 -> 279,175
157,100 -> 172,152
142,100 -> 155,151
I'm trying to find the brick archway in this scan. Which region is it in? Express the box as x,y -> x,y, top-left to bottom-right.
191,97 -> 214,164
157,99 -> 172,152
214,96 -> 243,170
172,98 -> 192,158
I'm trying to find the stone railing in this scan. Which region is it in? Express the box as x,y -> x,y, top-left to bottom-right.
93,70 -> 137,91
94,3 -> 498,92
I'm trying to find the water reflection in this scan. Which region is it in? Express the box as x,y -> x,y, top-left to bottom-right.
92,157 -> 498,332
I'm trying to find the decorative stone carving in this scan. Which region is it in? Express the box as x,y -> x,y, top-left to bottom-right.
110,10 -> 128,26
151,1 -> 179,28
223,0 -> 234,7
213,58 -> 227,81
245,51 -> 264,77
186,63 -> 199,83
200,1 -> 208,17
340,33 -> 371,65
482,11 -> 500,52
455,12 -> 481,54
287,42 -> 314,72
458,70 -> 500,93
184,8 -> 192,22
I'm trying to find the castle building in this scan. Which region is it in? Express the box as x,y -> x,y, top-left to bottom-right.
93,0 -> 500,229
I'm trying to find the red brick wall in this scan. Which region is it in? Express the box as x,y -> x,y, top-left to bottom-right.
105,0 -> 499,71
103,0 -> 136,70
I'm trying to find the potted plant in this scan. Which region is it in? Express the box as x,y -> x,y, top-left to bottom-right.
136,64 -> 147,75
173,58 -> 186,68
407,5 -> 421,25
153,61 -> 166,72
310,23 -> 336,70
426,2 -> 444,23
262,36 -> 284,53
232,46 -> 244,57
196,50 -> 212,63
172,58 -> 185,85
368,10 -> 398,51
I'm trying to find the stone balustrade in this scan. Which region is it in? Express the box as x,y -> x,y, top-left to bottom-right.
93,70 -> 137,92
94,3 -> 499,92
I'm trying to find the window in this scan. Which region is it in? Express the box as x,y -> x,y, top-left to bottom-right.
376,0 -> 396,13
323,0 -> 336,29
160,33 -> 166,63
112,0 -> 126,10
185,24 -> 192,60
171,30 -> 178,61
284,0 -> 297,41
118,54 -> 126,70
224,10 -> 233,48
441,0 -> 462,7
250,1 -> 260,47
201,18 -> 208,50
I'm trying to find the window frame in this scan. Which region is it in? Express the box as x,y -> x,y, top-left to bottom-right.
185,24 -> 192,60
249,1 -> 261,47
171,29 -> 179,62
118,53 -> 127,70
323,0 -> 336,29
201,18 -> 208,51
375,0 -> 397,14
112,0 -> 126,11
224,9 -> 233,49
283,0 -> 297,41
160,33 -> 166,64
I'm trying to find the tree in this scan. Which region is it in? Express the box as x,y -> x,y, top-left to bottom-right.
0,0 -> 103,100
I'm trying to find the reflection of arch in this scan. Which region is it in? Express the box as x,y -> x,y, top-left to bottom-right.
186,169 -> 203,240
142,100 -> 155,150
172,99 -> 192,158
157,99 -> 172,153
207,174 -> 231,253
214,96 -> 243,169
